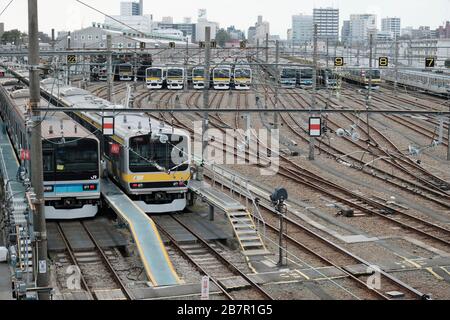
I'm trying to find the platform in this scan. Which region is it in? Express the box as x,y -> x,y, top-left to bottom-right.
101,179 -> 180,287
0,264 -> 12,300
0,121 -> 28,227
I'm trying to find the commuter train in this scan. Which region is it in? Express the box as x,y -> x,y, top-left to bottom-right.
296,67 -> 313,88
382,69 -> 450,96
0,77 -> 101,220
38,80 -> 192,214
146,66 -> 166,89
192,67 -> 205,89
318,68 -> 339,89
343,69 -> 382,88
116,63 -> 133,81
212,65 -> 232,90
233,65 -> 252,90
280,67 -> 298,88
166,66 -> 185,90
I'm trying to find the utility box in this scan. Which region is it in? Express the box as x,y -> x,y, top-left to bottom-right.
0,247 -> 8,262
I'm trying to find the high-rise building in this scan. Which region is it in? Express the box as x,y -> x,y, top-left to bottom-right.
349,14 -> 377,44
292,14 -> 313,43
227,26 -> 245,40
436,21 -> 450,39
248,26 -> 256,44
341,20 -> 351,44
120,1 -> 142,16
313,7 -> 339,42
381,17 -> 401,39
253,15 -> 270,44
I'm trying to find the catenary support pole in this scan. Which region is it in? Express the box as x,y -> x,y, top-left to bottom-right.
28,0 -> 50,300
309,24 -> 318,161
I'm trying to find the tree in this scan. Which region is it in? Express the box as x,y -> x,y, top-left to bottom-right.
215,29 -> 231,47
1,29 -> 26,45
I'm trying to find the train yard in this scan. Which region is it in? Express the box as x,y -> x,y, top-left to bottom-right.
0,44 -> 449,302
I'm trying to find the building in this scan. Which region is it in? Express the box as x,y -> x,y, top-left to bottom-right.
251,15 -> 270,44
55,25 -> 192,51
401,26 -> 437,40
196,20 -> 219,42
341,20 -> 351,44
313,7 -> 339,42
120,1 -> 143,16
0,23 -> 4,40
349,14 -> 377,44
436,21 -> 450,39
287,29 -> 292,41
161,17 -> 174,24
376,39 -> 450,68
292,14 -> 313,43
104,14 -> 153,34
227,26 -> 245,40
381,17 -> 401,39
247,26 -> 256,44
376,31 -> 394,41
157,22 -> 196,42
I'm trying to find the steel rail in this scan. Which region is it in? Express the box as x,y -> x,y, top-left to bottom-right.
171,215 -> 275,300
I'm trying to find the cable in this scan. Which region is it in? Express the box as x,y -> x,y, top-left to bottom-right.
0,0 -> 14,18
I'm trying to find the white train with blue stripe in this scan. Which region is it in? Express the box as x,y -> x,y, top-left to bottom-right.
0,76 -> 101,220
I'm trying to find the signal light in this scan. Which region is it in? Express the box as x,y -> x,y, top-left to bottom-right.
131,183 -> 144,189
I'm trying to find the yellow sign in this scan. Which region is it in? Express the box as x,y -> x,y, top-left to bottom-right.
334,57 -> 344,67
67,55 -> 76,64
379,57 -> 389,67
425,57 -> 435,68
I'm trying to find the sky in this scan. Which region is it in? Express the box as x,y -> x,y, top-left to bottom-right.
0,0 -> 449,38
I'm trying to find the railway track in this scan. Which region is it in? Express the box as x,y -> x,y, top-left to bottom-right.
55,221 -> 133,300
204,174 -> 429,300
155,215 -> 274,300
278,89 -> 450,207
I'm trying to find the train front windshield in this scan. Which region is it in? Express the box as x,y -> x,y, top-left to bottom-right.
168,69 -> 183,78
281,69 -> 297,79
214,69 -> 230,79
367,70 -> 381,79
235,69 -> 251,78
43,138 -> 99,181
129,135 -> 189,173
147,69 -> 163,78
193,68 -> 204,77
299,69 -> 313,79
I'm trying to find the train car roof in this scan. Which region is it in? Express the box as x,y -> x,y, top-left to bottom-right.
0,79 -> 96,140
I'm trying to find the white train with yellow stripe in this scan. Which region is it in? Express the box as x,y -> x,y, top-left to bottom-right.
233,65 -> 252,90
39,81 -> 192,214
145,66 -> 166,90
166,66 -> 185,90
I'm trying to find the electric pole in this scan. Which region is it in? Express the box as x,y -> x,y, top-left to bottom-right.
309,24 -> 318,161
265,33 -> 269,64
274,40 -> 279,129
107,34 -> 113,102
394,36 -> 399,95
202,27 -> 211,167
367,34 -> 373,144
28,0 -> 50,300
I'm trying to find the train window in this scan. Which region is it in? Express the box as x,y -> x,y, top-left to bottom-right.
55,138 -> 98,174
129,135 -> 188,173
43,149 -> 54,173
88,35 -> 93,41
